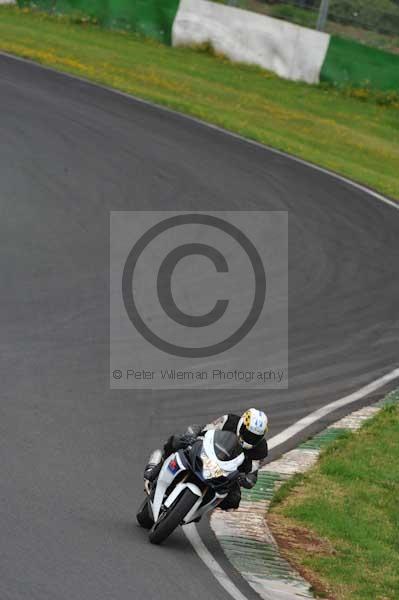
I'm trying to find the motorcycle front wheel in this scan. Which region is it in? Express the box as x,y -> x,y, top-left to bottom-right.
136,497 -> 154,529
149,489 -> 198,545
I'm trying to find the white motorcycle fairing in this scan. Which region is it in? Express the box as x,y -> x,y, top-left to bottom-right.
150,453 -> 190,522
148,430 -> 245,529
149,451 -> 229,525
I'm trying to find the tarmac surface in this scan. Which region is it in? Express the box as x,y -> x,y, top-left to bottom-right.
1,53 -> 398,600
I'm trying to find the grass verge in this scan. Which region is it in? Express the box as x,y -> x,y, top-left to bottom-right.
269,400 -> 399,600
0,6 -> 398,199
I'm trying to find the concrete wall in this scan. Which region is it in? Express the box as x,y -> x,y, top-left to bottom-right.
172,0 -> 330,84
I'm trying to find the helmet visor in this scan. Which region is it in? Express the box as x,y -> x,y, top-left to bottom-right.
239,427 -> 263,447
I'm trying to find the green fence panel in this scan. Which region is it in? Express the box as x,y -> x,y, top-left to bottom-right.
321,35 -> 399,92
17,0 -> 180,44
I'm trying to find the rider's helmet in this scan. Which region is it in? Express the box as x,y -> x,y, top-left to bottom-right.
236,408 -> 268,450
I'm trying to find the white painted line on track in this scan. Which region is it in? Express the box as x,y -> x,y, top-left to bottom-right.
268,367 -> 399,450
183,524 -> 251,600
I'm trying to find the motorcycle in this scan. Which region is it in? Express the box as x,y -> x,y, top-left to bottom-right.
136,429 -> 244,545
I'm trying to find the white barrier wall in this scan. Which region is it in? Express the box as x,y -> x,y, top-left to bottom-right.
172,0 -> 330,84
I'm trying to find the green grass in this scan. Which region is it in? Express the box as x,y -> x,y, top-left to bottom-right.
270,472 -> 305,507
270,401 -> 399,600
269,3 -> 317,29
0,6 -> 398,199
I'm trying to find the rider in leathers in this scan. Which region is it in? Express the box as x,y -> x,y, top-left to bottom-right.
144,408 -> 268,510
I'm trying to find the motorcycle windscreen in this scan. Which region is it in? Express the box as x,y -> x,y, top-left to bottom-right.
213,431 -> 244,464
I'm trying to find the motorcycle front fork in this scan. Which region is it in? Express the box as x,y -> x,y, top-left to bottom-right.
144,449 -> 163,494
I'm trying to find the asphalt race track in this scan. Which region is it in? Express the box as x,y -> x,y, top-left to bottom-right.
1,53 -> 398,600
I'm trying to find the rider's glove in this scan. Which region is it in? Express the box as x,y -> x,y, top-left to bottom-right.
178,433 -> 197,448
186,424 -> 203,437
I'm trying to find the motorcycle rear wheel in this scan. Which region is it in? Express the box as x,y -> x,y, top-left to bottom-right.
149,489 -> 198,545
